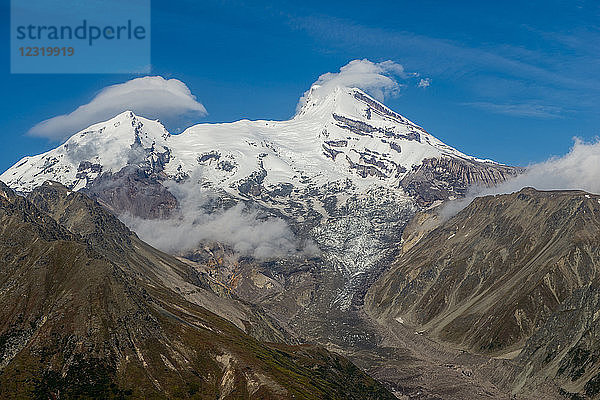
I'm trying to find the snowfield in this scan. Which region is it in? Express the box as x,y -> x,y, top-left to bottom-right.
1,86 -> 492,196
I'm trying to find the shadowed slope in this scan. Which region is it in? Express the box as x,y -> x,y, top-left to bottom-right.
0,181 -> 393,399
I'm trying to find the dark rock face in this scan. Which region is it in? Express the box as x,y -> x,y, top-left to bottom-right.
332,113 -> 422,142
333,113 -> 382,137
82,165 -> 178,219
353,91 -> 410,124
322,143 -> 343,160
237,164 -> 268,197
0,181 -> 395,400
345,155 -> 389,178
76,160 -> 103,179
366,188 -> 600,357
400,156 -> 521,206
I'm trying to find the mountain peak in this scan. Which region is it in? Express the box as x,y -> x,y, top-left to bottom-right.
294,85 -> 419,135
81,110 -> 138,132
295,85 -> 373,118
115,109 -> 137,119
2,83 -> 517,207
1,111 -> 171,193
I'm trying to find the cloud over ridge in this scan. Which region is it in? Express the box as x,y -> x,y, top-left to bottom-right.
440,138 -> 600,218
122,175 -> 319,260
29,76 -> 207,140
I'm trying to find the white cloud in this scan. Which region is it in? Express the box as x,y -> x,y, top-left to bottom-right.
418,78 -> 431,88
29,76 -> 207,140
121,174 -> 319,260
297,59 -> 417,111
440,138 -> 600,219
493,138 -> 600,194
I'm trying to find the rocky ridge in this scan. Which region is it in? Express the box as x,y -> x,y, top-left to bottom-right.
366,187 -> 600,398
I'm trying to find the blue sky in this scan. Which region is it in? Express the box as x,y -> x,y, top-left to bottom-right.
1,0 -> 599,172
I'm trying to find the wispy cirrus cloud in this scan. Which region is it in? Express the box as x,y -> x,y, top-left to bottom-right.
292,16 -> 571,82
289,14 -> 599,117
29,76 -> 207,141
462,102 -> 564,119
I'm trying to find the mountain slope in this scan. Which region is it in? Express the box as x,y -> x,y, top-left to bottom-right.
26,181 -> 294,344
0,181 -> 394,399
366,188 -> 600,357
516,286 -> 600,398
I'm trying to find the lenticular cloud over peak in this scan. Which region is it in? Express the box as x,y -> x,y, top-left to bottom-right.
296,59 -> 421,113
28,76 -> 207,141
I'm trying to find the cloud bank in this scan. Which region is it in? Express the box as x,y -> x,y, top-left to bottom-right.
440,138 -> 600,218
29,76 -> 207,140
122,176 -> 319,260
297,59 -> 425,111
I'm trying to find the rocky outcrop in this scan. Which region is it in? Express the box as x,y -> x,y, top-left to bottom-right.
400,156 -> 521,205
82,165 -> 178,219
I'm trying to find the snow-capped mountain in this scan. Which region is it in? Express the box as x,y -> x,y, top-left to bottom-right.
2,86 -> 510,203
1,85 -> 519,314
2,111 -> 171,193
